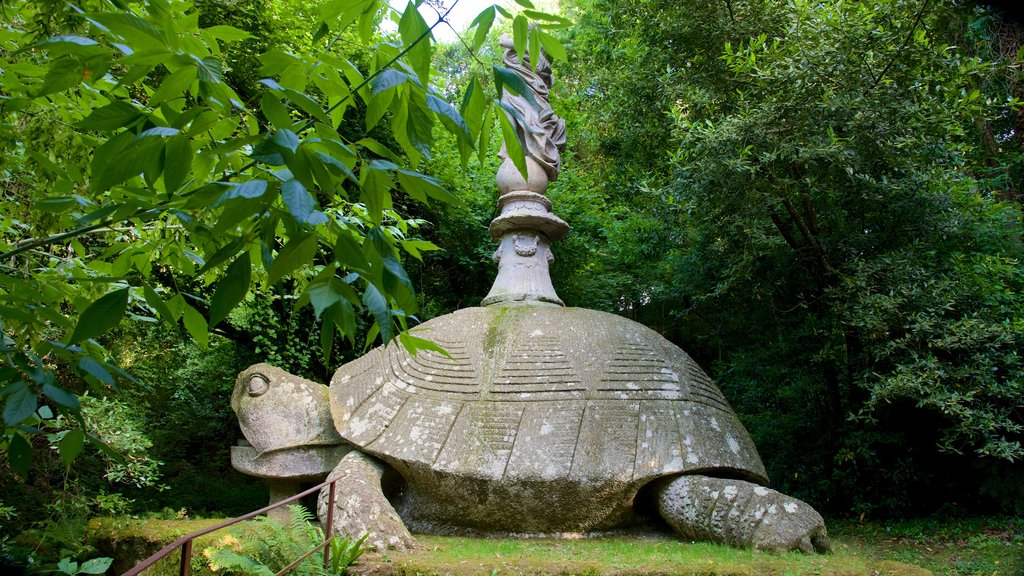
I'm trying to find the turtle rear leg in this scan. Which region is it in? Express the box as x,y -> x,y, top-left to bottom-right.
317,451 -> 417,551
656,475 -> 831,553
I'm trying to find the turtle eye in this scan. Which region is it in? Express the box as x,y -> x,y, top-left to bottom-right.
247,374 -> 269,396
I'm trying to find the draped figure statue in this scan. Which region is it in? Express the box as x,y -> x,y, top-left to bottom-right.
498,34 -> 567,183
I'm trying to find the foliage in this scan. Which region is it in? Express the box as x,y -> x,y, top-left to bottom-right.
563,0 -> 1024,514
80,394 -> 163,489
0,0 -> 569,485
199,505 -> 352,576
102,319 -> 267,516
53,556 -> 113,576
325,532 -> 369,576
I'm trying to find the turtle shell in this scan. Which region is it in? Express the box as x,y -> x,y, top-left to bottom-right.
329,306 -> 767,489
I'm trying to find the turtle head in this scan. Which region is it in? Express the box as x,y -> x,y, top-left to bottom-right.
231,363 -> 343,456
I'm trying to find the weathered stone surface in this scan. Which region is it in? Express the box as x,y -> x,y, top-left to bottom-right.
231,363 -> 344,457
230,363 -> 348,514
656,475 -> 831,553
326,305 -> 767,535
317,451 -> 417,551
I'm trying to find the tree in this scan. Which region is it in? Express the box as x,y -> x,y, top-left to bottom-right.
0,0 -> 569,479
564,0 -> 1023,514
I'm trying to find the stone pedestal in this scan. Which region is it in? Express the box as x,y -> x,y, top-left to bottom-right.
483,157 -> 569,307
231,442 -> 350,523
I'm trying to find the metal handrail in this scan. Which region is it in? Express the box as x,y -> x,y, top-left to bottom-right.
122,478 -> 338,576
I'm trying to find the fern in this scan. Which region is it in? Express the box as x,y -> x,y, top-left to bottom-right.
323,533 -> 369,576
207,550 -> 275,576
200,505 -> 326,576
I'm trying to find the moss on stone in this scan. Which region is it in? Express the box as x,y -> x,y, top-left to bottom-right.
88,517 -> 226,575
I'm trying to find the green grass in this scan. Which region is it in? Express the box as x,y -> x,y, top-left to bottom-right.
371,533 -> 931,576
829,517 -> 1024,576
89,516 -> 1023,576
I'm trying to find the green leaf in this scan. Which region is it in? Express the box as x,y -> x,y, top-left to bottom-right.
78,357 -> 114,385
325,299 -> 357,345
523,10 -> 572,28
399,331 -> 451,358
357,138 -> 402,164
150,65 -> 196,107
182,303 -> 208,347
371,69 -> 411,94
428,94 -> 472,145
333,232 -> 371,275
35,57 -> 85,96
399,239 -> 441,261
398,1 -> 432,86
538,30 -> 567,62
366,81 -> 397,131
470,5 -> 496,52
513,15 -> 528,66
398,88 -> 433,163
143,283 -> 176,324
68,288 -> 129,344
194,56 -> 224,84
320,314 -> 335,365
209,252 -> 251,327
77,101 -> 142,131
396,169 -> 457,204
320,0 -> 374,35
58,429 -> 86,469
36,197 -> 79,213
37,35 -> 101,50
139,126 -> 180,138
42,383 -> 80,411
362,282 -> 392,343
198,238 -> 246,274
164,135 -> 193,193
260,93 -> 293,129
8,434 -> 31,479
2,382 -> 37,427
266,84 -> 330,125
78,558 -> 114,575
224,179 -> 269,201
281,179 -> 327,225
492,65 -> 539,108
360,161 -> 393,225
498,108 -> 528,180
478,104 -> 493,165
268,234 -> 319,285
528,26 -> 541,72
201,25 -> 253,42
512,0 -> 535,8
88,12 -> 166,52
90,132 -> 156,192
274,129 -> 300,153
305,269 -> 359,319
462,76 -> 488,139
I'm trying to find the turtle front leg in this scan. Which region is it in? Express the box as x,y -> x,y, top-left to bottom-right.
317,451 -> 417,551
655,475 -> 831,553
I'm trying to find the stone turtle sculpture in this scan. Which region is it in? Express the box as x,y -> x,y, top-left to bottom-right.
233,305 -> 830,553
232,32 -> 830,556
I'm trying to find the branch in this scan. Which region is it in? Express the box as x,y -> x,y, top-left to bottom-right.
217,0 -> 462,182
768,207 -> 801,251
780,195 -> 834,275
2,2 -> 461,262
868,0 -> 931,92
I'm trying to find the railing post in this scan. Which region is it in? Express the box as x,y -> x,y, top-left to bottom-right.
179,539 -> 192,576
323,479 -> 336,571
